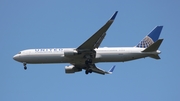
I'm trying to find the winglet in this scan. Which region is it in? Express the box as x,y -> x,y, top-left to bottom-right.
106,65 -> 116,74
110,11 -> 118,20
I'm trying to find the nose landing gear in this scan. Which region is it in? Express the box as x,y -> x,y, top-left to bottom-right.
23,63 -> 27,70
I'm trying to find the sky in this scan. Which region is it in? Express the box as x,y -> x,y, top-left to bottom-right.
1,0 -> 180,101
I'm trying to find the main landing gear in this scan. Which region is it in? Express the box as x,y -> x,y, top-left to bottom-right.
85,58 -> 93,75
85,68 -> 92,74
85,59 -> 92,65
23,63 -> 27,70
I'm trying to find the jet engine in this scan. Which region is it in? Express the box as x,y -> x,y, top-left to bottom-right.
65,65 -> 82,74
64,49 -> 78,57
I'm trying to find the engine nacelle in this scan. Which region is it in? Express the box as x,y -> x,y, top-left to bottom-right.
65,65 -> 82,74
64,49 -> 78,57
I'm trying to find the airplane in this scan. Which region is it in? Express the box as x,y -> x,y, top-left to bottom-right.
13,11 -> 164,75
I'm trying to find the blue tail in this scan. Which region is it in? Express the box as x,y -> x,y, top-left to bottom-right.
136,26 -> 163,48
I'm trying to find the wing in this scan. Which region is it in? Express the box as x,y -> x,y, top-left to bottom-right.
77,11 -> 118,50
74,64 -> 115,75
69,11 -> 117,75
89,64 -> 116,75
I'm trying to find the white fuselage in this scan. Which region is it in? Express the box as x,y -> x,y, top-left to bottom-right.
13,47 -> 160,64
12,11 -> 163,75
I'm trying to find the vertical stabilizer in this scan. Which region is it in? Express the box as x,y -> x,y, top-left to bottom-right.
136,26 -> 163,48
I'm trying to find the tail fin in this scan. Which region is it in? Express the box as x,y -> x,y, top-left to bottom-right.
136,26 -> 163,48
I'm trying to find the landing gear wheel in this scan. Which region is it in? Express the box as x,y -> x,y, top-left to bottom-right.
24,66 -> 27,70
23,63 -> 27,70
85,69 -> 92,74
85,70 -> 89,75
89,69 -> 92,73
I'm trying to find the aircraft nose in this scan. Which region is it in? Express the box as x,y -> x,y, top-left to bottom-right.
13,54 -> 20,61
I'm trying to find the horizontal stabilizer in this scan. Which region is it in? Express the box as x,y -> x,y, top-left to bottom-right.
142,39 -> 163,52
149,55 -> 161,59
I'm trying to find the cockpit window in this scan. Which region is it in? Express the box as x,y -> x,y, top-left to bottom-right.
18,52 -> 21,54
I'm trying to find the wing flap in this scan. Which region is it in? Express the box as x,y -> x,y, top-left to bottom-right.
91,65 -> 106,75
90,64 -> 115,75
